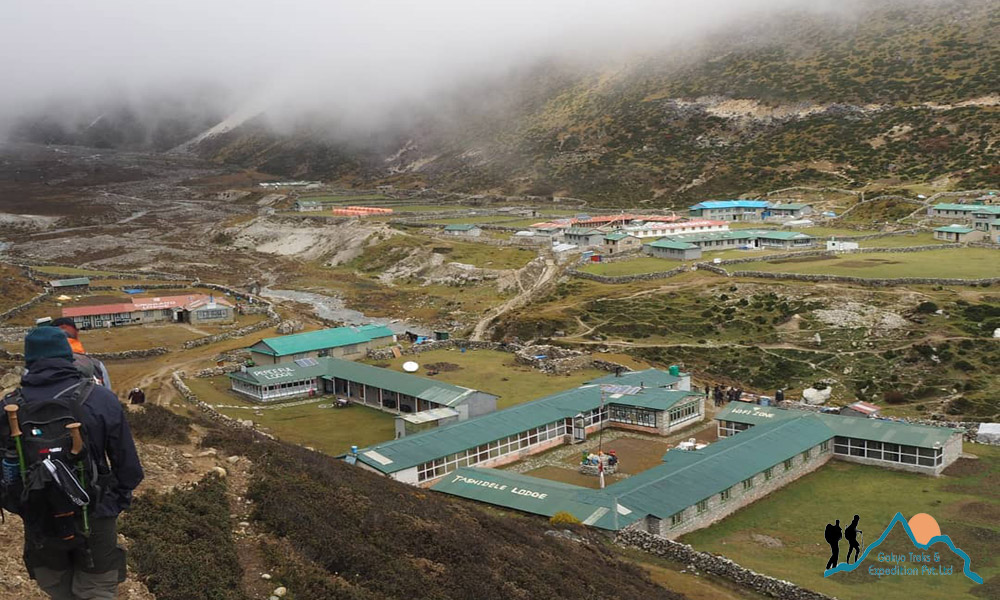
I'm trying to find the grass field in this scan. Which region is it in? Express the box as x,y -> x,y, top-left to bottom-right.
680,445 -> 1000,600
859,232 -> 948,247
366,348 -> 606,408
578,257 -> 681,276
187,376 -> 395,455
736,248 -> 999,279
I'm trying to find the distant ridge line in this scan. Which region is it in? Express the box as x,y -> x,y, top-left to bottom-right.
823,512 -> 983,584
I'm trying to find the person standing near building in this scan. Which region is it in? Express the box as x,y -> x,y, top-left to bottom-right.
3,326 -> 144,599
50,318 -> 112,390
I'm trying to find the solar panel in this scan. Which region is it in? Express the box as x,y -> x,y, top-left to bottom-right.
294,358 -> 319,367
599,384 -> 642,396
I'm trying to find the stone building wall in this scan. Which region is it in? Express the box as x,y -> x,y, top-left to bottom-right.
636,441 -> 833,540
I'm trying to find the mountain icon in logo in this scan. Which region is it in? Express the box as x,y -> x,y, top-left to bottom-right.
824,512 -> 983,584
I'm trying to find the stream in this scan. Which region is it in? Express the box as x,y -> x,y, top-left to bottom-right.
260,288 -> 430,336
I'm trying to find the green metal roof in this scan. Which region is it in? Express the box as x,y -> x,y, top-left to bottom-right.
50,277 -> 91,287
320,357 -> 479,407
229,356 -> 482,409
934,225 -> 975,234
815,413 -> 959,448
229,360 -> 332,386
716,405 -> 960,448
254,324 -> 394,356
671,230 -> 761,243
770,203 -> 809,210
431,468 -> 618,525
604,232 -> 632,241
429,404 -> 963,529
970,206 -> 1000,215
931,203 -> 982,212
756,231 -> 814,241
714,403 -> 799,425
611,390 -> 699,411
590,416 -> 834,521
444,224 -> 478,231
648,239 -> 699,250
357,376 -> 696,474
587,369 -> 685,389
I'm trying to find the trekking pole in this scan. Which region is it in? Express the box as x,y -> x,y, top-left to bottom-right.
4,405 -> 26,484
66,423 -> 90,536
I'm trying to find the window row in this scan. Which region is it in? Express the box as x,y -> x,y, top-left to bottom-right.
609,405 -> 657,428
668,401 -> 699,424
718,421 -> 751,437
417,421 -> 568,481
833,436 -> 942,467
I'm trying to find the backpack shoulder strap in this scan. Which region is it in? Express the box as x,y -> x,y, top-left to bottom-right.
68,380 -> 96,426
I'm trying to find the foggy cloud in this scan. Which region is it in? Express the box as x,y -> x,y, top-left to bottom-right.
1,0 -> 855,136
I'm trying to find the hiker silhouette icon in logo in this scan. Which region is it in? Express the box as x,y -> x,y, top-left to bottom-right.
824,519 -> 842,570
845,515 -> 863,564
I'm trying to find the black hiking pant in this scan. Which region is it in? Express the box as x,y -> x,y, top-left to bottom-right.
826,541 -> 839,570
24,516 -> 125,600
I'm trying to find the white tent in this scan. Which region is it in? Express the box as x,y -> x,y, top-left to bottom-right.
977,423 -> 1000,445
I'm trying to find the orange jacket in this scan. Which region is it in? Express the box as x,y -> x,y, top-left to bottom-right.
68,337 -> 86,354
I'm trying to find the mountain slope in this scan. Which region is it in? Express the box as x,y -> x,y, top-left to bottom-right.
197,0 -> 999,205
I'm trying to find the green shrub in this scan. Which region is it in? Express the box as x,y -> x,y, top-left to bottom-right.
127,404 -> 191,444
121,474 -> 245,600
197,427 -> 679,600
549,511 -> 582,527
883,390 -> 906,405
915,301 -> 939,314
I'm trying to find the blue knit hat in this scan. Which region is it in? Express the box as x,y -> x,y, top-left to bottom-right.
24,326 -> 73,365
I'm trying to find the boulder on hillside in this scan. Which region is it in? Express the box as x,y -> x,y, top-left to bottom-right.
802,387 -> 832,405
276,320 -> 304,335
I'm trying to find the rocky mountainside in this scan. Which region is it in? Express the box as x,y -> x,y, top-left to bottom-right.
191,0 -> 998,206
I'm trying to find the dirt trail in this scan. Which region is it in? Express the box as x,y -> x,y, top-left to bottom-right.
471,255 -> 563,341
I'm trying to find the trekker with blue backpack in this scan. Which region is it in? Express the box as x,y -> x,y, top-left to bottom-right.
1,326 -> 144,600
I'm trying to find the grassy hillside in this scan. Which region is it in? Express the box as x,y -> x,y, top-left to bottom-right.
197,425 -> 688,600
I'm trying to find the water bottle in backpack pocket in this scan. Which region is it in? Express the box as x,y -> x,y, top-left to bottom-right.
1,450 -> 23,514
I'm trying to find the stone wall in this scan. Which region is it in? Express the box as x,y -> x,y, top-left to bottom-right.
171,371 -> 275,439
569,266 -> 687,284
0,292 -> 50,322
182,308 -> 279,349
723,271 -> 999,287
0,346 -> 169,362
616,528 -> 835,600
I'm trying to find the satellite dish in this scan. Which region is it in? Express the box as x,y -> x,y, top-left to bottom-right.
402,361 -> 419,373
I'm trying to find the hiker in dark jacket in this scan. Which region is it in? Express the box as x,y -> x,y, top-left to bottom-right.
3,327 -> 143,600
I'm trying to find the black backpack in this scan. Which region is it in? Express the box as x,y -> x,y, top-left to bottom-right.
1,379 -> 104,549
